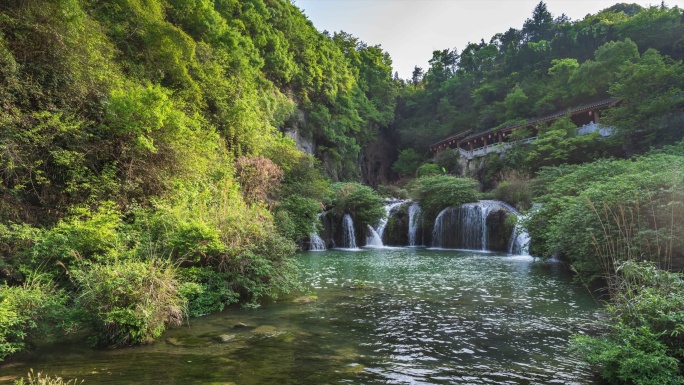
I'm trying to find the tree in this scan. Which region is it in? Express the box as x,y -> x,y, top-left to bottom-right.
606,48 -> 684,149
411,66 -> 424,86
570,39 -> 640,97
392,149 -> 425,177
523,1 -> 555,42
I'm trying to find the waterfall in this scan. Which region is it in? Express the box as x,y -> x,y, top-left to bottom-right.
308,213 -> 327,251
408,202 -> 422,246
367,200 -> 406,247
309,232 -> 327,251
340,213 -> 357,249
508,213 -> 531,256
431,200 -> 509,250
366,225 -> 383,247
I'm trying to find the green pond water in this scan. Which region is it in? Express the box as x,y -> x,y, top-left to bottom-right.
1,248 -> 600,384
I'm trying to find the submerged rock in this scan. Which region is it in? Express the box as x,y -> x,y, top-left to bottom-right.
216,334 -> 237,343
293,295 -> 317,303
251,325 -> 278,336
166,333 -> 211,347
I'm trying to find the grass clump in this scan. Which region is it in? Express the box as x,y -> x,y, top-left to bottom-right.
14,369 -> 82,385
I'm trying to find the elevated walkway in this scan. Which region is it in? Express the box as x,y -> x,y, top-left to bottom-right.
430,98 -> 619,159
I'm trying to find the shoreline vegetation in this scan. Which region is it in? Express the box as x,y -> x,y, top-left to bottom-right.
1,1 -> 683,384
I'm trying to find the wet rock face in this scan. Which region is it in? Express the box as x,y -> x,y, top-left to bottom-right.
486,209 -> 513,252
383,205 -> 409,246
358,132 -> 398,188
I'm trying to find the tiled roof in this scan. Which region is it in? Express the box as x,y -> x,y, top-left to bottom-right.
430,98 -> 619,149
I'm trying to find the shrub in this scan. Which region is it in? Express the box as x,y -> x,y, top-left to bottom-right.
528,154 -> 684,276
71,259 -> 184,347
0,278 -> 70,361
14,369 -> 82,385
435,149 -> 462,175
572,325 -> 682,385
407,175 -> 480,219
376,184 -> 409,199
235,156 -> 284,208
177,267 -> 238,317
275,195 -> 322,243
330,183 -> 385,229
391,148 -> 424,177
492,171 -> 532,211
415,163 -> 441,177
571,262 -> 684,385
30,203 -> 124,274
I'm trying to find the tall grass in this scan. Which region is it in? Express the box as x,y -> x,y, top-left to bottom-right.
14,370 -> 82,385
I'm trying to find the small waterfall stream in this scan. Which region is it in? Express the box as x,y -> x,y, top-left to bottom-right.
408,202 -> 422,246
340,213 -> 357,249
366,200 -> 406,247
308,213 -> 327,251
309,232 -> 327,251
432,200 -> 502,250
366,225 -> 383,247
508,213 -> 531,255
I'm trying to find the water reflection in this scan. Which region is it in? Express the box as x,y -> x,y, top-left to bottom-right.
0,248 -> 598,385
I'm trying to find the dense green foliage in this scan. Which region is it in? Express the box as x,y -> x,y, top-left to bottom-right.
71,259 -> 183,347
572,262 -> 684,385
0,0 -> 683,380
527,152 -> 684,279
330,182 -> 385,229
526,149 -> 684,383
0,0 -> 398,358
392,3 -> 683,158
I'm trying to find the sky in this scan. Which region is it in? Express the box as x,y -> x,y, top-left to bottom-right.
292,0 -> 665,79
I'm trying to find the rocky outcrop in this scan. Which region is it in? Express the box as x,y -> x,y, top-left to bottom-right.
486,209 -> 514,252
358,131 -> 398,188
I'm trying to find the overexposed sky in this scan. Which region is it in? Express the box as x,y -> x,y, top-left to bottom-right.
292,0 -> 664,79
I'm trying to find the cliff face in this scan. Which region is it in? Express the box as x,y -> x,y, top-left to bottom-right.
358,131 -> 398,187
282,109 -> 315,155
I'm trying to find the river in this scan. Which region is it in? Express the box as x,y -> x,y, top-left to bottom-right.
0,248 -> 599,384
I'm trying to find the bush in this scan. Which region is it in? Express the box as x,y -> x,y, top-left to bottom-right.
0,278 -> 70,361
435,149 -> 462,175
572,325 -> 682,385
234,156 -> 284,208
391,148 -> 424,177
135,177 -> 299,304
376,184 -> 409,199
275,195 -> 322,244
416,163 -> 441,177
528,154 -> 684,276
30,203 -> 124,273
492,171 -> 532,211
177,267 -> 238,317
407,175 -> 480,219
330,183 -> 385,229
71,259 -> 184,347
14,369 -> 82,385
571,262 -> 684,385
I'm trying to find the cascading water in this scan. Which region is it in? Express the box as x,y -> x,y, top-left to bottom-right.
508,213 -> 531,256
408,202 -> 422,246
340,213 -> 357,249
431,200 -> 512,250
308,213 -> 327,251
366,225 -> 383,247
366,200 -> 406,247
309,232 -> 327,251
